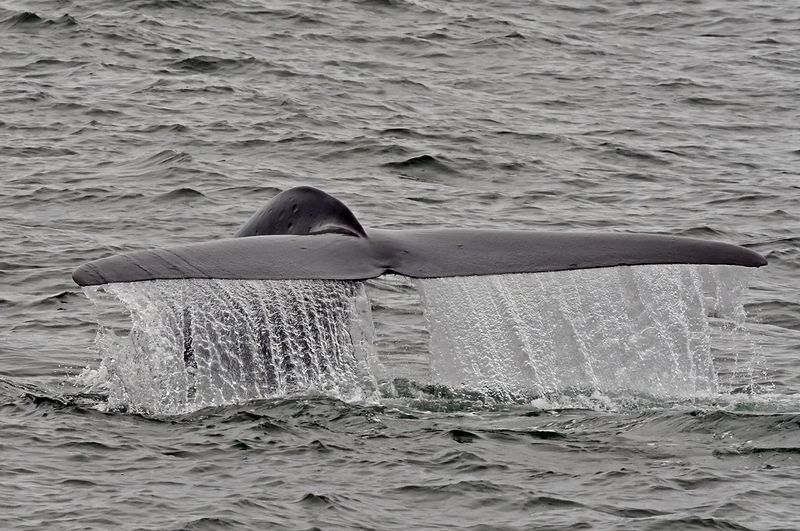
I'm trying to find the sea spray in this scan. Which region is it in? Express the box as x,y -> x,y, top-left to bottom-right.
82,279 -> 380,414
417,264 -> 758,401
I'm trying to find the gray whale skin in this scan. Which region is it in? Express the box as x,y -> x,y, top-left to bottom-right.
72,186 -> 767,286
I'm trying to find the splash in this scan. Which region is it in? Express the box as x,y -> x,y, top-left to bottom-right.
81,279 -> 380,414
417,265 -> 760,403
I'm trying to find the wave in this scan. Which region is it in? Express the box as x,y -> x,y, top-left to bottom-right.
382,154 -> 462,180
168,55 -> 260,74
0,11 -> 77,29
155,187 -> 207,201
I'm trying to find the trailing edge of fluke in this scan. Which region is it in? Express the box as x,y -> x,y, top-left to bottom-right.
72,186 -> 767,287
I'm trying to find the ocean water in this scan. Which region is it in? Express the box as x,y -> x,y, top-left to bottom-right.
1,0 -> 799,529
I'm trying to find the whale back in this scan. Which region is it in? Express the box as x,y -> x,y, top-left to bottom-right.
235,186 -> 366,238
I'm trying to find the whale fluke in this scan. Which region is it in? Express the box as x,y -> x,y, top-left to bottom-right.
72,186 -> 767,286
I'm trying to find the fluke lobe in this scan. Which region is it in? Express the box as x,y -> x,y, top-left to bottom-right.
72,186 -> 767,286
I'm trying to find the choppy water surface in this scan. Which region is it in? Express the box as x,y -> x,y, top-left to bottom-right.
1,0 -> 799,529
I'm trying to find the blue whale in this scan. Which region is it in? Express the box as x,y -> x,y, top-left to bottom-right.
72,186 -> 766,286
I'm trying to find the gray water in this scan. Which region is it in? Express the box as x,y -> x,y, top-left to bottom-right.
2,0 -> 799,529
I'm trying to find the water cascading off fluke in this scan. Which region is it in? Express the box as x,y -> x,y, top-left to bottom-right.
80,263 -> 759,414
417,264 -> 758,403
83,279 -> 380,414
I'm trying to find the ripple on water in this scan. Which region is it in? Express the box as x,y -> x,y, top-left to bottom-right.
1,0 -> 799,528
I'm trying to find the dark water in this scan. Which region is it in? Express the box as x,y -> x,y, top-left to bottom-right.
2,0 -> 799,529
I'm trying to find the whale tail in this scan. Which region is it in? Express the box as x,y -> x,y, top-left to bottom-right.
72,186 -> 766,287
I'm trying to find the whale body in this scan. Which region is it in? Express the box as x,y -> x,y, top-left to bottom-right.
72,186 -> 766,286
